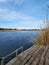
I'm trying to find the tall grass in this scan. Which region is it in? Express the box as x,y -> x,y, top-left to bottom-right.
36,26 -> 49,45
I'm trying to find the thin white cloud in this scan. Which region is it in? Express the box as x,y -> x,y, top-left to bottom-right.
0,8 -> 40,21
0,0 -> 6,2
0,8 -> 45,29
0,8 -> 43,29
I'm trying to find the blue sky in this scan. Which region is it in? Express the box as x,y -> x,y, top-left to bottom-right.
0,0 -> 49,29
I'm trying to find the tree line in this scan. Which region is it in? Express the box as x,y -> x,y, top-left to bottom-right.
0,28 -> 18,30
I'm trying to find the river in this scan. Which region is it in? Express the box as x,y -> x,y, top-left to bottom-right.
0,31 -> 37,57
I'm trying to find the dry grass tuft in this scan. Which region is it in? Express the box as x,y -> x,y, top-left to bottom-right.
36,27 -> 49,45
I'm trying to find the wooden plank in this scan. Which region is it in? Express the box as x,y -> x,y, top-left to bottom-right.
25,45 -> 44,65
19,45 -> 42,65
45,49 -> 49,65
31,46 -> 45,65
39,46 -> 48,65
6,45 -> 37,65
12,45 -> 39,65
6,45 -> 49,65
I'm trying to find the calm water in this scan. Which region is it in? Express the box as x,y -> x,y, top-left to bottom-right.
0,31 -> 37,57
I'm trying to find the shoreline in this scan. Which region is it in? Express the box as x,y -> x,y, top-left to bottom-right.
0,30 -> 21,32
0,29 -> 42,32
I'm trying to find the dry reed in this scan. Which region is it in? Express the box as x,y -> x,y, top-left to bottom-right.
36,26 -> 49,45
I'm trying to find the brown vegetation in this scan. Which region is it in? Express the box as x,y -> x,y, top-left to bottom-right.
36,27 -> 49,45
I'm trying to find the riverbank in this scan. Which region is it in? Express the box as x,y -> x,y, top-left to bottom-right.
0,30 -> 21,32
0,29 -> 44,32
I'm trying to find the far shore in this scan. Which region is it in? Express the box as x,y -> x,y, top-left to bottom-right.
0,30 -> 21,32
0,30 -> 37,32
0,29 -> 45,32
